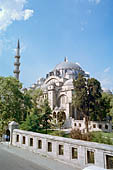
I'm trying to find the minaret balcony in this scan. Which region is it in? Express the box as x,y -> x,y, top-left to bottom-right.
15,55 -> 20,58
13,70 -> 20,73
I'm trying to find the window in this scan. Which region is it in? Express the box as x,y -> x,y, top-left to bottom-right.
72,147 -> 78,159
105,125 -> 108,129
59,145 -> 64,155
93,124 -> 96,128
74,123 -> 76,127
16,135 -> 19,142
38,140 -> 42,149
30,138 -> 33,146
23,136 -> 26,144
48,142 -> 52,152
87,150 -> 94,164
79,123 -> 81,127
53,112 -> 56,118
99,124 -> 102,129
106,155 -> 113,169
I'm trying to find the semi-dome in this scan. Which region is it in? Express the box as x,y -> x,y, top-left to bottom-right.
54,57 -> 82,71
64,79 -> 73,86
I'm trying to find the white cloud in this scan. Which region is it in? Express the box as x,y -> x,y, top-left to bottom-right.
24,9 -> 34,20
88,0 -> 101,4
0,0 -> 34,31
104,67 -> 111,73
95,68 -> 113,90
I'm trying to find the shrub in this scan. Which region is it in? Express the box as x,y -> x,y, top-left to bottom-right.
70,129 -> 92,141
70,129 -> 82,140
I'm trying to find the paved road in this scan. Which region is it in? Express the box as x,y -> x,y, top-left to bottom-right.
0,143 -> 81,170
0,145 -> 48,170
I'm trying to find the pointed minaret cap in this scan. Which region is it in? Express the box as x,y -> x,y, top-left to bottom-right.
64,56 -> 68,62
17,39 -> 20,49
16,39 -> 20,56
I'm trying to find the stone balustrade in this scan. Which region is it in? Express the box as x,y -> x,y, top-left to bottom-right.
12,129 -> 113,169
72,118 -> 112,133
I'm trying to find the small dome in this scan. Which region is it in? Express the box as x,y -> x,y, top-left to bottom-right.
102,88 -> 112,94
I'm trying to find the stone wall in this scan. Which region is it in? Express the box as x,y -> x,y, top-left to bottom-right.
72,118 -> 112,133
12,129 -> 113,169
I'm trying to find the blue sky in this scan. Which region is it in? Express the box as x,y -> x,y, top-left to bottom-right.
0,0 -> 113,90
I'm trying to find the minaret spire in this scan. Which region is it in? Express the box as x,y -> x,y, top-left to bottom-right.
64,56 -> 68,62
13,40 -> 21,80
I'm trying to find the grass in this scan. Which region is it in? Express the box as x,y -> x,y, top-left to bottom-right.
37,129 -> 70,138
90,131 -> 113,145
37,129 -> 113,145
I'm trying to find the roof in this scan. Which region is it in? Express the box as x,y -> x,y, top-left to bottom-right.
54,60 -> 82,71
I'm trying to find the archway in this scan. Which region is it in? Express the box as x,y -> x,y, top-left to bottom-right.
5,129 -> 10,142
57,111 -> 66,129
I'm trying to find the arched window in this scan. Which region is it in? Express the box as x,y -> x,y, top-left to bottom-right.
53,112 -> 56,118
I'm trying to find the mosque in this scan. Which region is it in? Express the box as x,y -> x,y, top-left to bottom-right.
30,57 -> 89,127
13,41 -> 112,131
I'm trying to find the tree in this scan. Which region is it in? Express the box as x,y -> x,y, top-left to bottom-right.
73,74 -> 89,132
20,99 -> 53,133
99,92 -> 112,121
20,113 -> 41,132
26,88 -> 44,116
0,76 -> 32,133
41,99 -> 52,134
73,74 -> 103,132
87,78 -> 102,121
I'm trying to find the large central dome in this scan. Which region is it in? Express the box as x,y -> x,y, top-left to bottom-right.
54,57 -> 81,71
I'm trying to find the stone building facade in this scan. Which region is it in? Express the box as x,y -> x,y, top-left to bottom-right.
30,57 -> 89,127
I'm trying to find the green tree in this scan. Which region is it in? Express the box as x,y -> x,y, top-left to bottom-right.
20,99 -> 53,133
20,113 -> 41,132
87,78 -> 102,121
41,99 -> 52,134
73,74 -> 89,132
73,74 -> 103,132
0,76 -> 32,133
99,92 -> 112,121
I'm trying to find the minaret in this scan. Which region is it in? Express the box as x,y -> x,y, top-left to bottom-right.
64,56 -> 68,62
13,40 -> 20,80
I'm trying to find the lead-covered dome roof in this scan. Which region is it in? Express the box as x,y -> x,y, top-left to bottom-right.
54,57 -> 82,71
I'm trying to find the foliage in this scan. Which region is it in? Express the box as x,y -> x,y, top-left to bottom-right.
40,99 -> 52,133
56,111 -> 66,129
108,96 -> 113,122
70,129 -> 113,145
0,77 -> 32,134
20,114 -> 41,132
72,74 -> 107,132
20,99 -> 53,133
70,129 -> 82,140
87,78 -> 102,121
70,129 -> 92,141
27,88 -> 43,108
73,74 -> 88,117
91,132 -> 113,145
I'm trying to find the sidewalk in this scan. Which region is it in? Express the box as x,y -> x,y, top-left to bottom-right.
0,142 -> 81,170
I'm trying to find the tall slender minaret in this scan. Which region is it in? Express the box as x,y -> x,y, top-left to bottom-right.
13,40 -> 20,80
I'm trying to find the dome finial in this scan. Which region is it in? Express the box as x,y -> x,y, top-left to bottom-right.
64,56 -> 68,62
